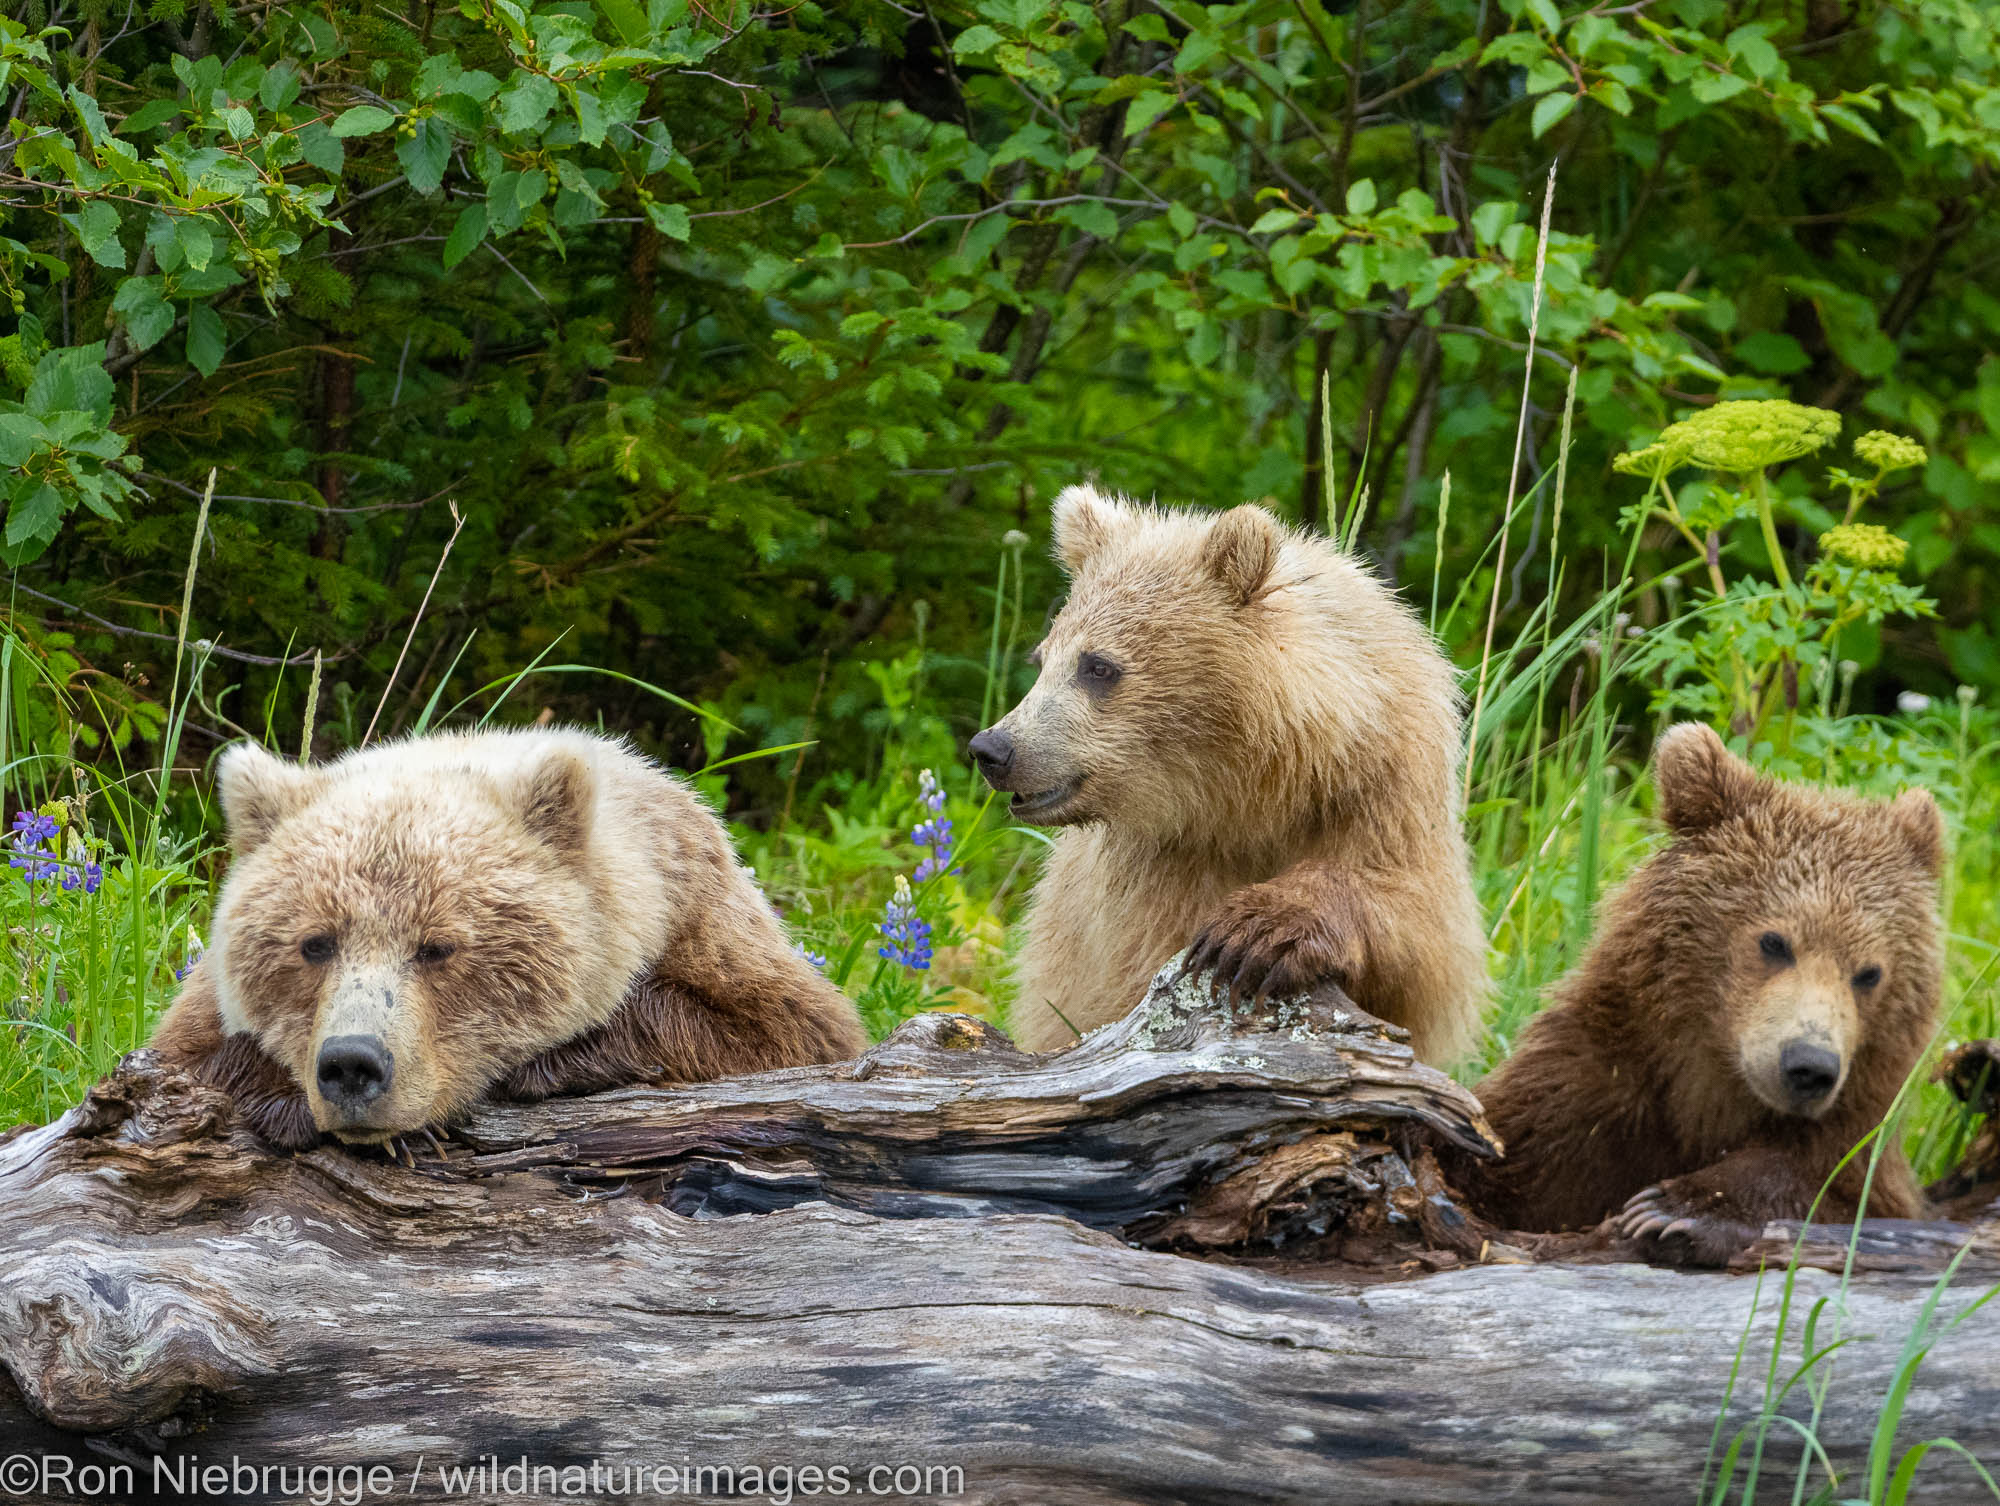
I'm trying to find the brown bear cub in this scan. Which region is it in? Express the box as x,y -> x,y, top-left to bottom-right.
1455,723 -> 1945,1266
969,485 -> 1488,1065
151,728 -> 866,1149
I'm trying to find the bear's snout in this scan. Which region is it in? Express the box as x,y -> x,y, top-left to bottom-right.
968,727 -> 1016,785
1778,1038 -> 1842,1107
317,1033 -> 395,1112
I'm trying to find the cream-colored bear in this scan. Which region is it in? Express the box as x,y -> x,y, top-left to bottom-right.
970,486 -> 1487,1065
151,727 -> 864,1145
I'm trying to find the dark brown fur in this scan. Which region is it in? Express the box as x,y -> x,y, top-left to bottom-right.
1449,724 -> 1945,1266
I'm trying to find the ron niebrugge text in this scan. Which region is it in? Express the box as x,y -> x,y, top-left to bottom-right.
4,1453 -> 968,1502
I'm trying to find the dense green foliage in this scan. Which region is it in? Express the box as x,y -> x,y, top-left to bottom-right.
0,0 -> 1995,782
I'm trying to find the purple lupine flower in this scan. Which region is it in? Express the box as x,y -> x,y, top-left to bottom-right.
175,931 -> 206,983
794,942 -> 829,971
877,876 -> 933,970
11,811 -> 56,845
910,770 -> 956,882
59,859 -> 103,894
9,811 -> 60,882
911,816 -> 955,882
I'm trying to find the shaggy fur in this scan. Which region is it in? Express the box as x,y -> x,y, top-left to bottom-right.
1451,723 -> 1945,1266
150,728 -> 865,1148
977,485 -> 1487,1064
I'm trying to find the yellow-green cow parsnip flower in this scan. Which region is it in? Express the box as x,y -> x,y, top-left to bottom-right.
1818,523 -> 1909,571
1657,399 -> 1842,472
1853,430 -> 1927,474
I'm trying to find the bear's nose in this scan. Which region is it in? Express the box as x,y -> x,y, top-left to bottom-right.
968,727 -> 1015,783
316,1034 -> 394,1111
1780,1040 -> 1841,1104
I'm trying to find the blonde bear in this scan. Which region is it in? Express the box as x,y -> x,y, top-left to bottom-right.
152,727 -> 865,1146
970,486 -> 1487,1064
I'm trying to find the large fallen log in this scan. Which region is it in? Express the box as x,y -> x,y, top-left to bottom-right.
3,974 -> 1997,1505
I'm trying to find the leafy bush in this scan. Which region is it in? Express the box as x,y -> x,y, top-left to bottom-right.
0,0 -> 1994,780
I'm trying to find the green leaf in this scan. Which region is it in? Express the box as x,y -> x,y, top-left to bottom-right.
112,276 -> 175,352
953,25 -> 1004,58
25,344 -> 114,422
261,60 -> 302,110
185,303 -> 225,377
1249,207 -> 1303,235
1471,200 -> 1517,249
497,73 -> 559,134
599,73 -> 646,127
6,482 -> 63,548
596,0 -> 650,44
1725,23 -> 1780,81
1123,88 -> 1175,137
176,216 -> 214,273
573,84 -> 608,146
298,122 -> 345,174
1167,202 -> 1197,239
443,204 -> 488,269
397,117 -> 453,195
1345,178 -> 1377,216
1734,330 -> 1810,375
330,104 -> 397,137
0,414 -> 49,466
68,87 -> 111,148
1174,29 -> 1222,73
1186,317 -> 1222,367
60,202 -> 125,269
1689,70 -> 1750,104
645,201 -> 692,241
1531,90 -> 1577,138
1058,200 -> 1120,239
73,475 -> 124,521
1821,103 -> 1882,145
118,98 -> 183,134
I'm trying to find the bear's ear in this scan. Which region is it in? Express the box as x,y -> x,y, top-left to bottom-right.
1202,504 -> 1282,606
1051,483 -> 1134,575
1652,722 -> 1759,833
520,748 -> 596,857
1888,787 -> 1945,875
217,742 -> 321,857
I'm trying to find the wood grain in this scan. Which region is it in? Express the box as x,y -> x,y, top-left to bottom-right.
2,976 -> 1996,1504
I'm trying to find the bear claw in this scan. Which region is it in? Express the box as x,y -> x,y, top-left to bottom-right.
1611,1183 -> 1756,1267
1181,894 -> 1357,1015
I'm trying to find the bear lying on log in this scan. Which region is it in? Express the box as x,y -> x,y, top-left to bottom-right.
3,969 -> 1998,1506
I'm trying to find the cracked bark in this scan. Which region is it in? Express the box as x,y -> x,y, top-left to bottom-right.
3,977 -> 1997,1505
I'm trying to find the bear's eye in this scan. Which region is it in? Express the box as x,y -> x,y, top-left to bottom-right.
1076,652 -> 1123,692
415,941 -> 457,967
1758,931 -> 1793,964
300,934 -> 337,965
1852,964 -> 1883,991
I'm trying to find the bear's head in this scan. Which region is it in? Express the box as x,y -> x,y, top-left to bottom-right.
207,738 -> 638,1141
1646,722 -> 1944,1124
968,486 -> 1374,843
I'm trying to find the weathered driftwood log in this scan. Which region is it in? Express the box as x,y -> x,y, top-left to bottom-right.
3,978 -> 1998,1505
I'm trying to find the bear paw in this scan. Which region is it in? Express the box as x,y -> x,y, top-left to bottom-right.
1611,1179 -> 1762,1268
1182,880 -> 1363,1010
